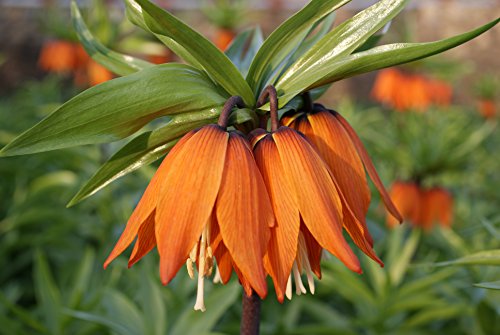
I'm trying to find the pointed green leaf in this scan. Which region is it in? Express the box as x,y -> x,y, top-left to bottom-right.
277,0 -> 408,106
33,250 -> 63,335
71,1 -> 153,76
246,0 -> 351,93
474,281 -> 500,290
432,249 -> 500,267
0,64 -> 226,156
133,0 -> 254,106
124,0 -> 203,69
285,17 -> 499,101
225,28 -> 264,77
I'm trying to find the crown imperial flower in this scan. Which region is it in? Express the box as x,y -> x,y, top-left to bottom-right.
104,96 -> 274,311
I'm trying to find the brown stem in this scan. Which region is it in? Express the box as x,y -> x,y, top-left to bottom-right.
240,291 -> 261,335
218,96 -> 245,129
301,91 -> 313,114
257,85 -> 279,132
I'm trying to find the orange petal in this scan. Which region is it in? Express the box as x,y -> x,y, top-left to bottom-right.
302,111 -> 374,246
128,210 -> 157,267
215,132 -> 272,299
254,135 -> 300,302
273,127 -> 361,273
104,130 -> 197,268
155,125 -> 228,285
386,181 -> 421,227
214,242 -> 233,284
334,113 -> 403,223
301,224 -> 323,279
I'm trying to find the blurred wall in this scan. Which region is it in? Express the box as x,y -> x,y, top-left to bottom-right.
0,0 -> 498,101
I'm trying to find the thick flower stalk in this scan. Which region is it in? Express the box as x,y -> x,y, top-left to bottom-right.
104,96 -> 274,311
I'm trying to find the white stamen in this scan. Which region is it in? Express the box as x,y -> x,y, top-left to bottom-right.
286,275 -> 292,300
297,233 -> 316,294
193,226 -> 208,312
186,259 -> 195,279
293,262 -> 306,295
213,266 -> 222,284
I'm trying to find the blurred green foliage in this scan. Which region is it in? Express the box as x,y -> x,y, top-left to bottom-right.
1,76 -> 499,334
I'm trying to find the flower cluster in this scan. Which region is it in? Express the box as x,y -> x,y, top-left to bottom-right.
38,40 -> 113,86
105,87 -> 402,310
371,68 -> 452,112
386,181 -> 453,230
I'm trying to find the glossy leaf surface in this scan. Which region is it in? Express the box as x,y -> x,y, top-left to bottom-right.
246,0 -> 351,93
133,0 -> 255,105
0,64 -> 226,156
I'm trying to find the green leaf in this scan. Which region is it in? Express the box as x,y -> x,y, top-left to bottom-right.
68,110 -> 218,206
277,0 -> 408,106
431,249 -> 500,267
0,291 -> 48,334
0,63 -> 226,156
67,248 -> 95,309
225,28 -> 264,77
389,228 -> 420,286
33,250 -> 63,335
246,0 -> 351,93
139,272 -> 167,335
124,0 -> 203,69
71,1 -> 153,76
474,281 -> 500,290
170,283 -> 240,335
133,0 -> 254,106
299,18 -> 500,95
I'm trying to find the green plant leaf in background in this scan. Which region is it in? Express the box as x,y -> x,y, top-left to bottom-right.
225,27 -> 264,77
474,281 -> 500,290
0,64 -> 226,156
133,0 -> 255,106
34,251 -> 63,335
293,17 -> 499,98
71,1 -> 153,76
246,0 -> 351,93
170,283 -> 240,335
277,0 -> 408,106
431,249 -> 500,267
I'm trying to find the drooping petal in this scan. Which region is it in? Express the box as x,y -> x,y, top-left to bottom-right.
254,134 -> 300,303
104,131 -> 197,268
128,210 -> 157,267
214,242 -> 233,284
300,224 -> 323,279
216,132 -> 272,299
156,125 -> 228,285
273,127 -> 361,273
334,112 -> 403,223
300,111 -> 374,247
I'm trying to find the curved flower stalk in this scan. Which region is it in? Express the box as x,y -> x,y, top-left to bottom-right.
104,97 -> 274,311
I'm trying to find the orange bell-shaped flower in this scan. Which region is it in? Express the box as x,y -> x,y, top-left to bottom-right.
282,103 -> 402,264
105,97 -> 273,311
251,87 -> 362,302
